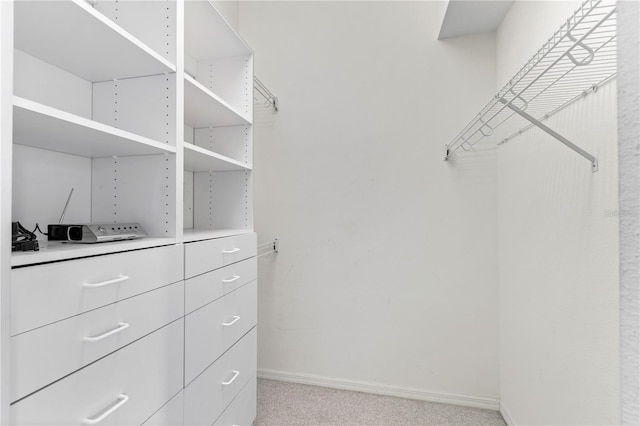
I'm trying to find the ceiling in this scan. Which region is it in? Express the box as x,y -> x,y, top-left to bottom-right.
438,0 -> 514,40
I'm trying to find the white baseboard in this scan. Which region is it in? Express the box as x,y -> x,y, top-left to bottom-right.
257,368 -> 500,411
499,401 -> 517,426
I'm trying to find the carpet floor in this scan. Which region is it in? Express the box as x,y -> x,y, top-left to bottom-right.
255,378 -> 506,426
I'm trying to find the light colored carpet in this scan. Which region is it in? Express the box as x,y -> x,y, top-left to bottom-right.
255,378 -> 506,426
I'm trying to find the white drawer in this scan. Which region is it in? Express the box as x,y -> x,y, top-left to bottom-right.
11,244 -> 184,335
11,281 -> 184,402
184,328 -> 256,426
185,280 -> 257,385
11,319 -> 184,426
185,256 -> 256,314
184,233 -> 256,279
142,391 -> 183,426
214,375 -> 257,426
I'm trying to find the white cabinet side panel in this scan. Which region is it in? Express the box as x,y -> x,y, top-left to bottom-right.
95,0 -> 177,66
193,171 -> 252,230
196,55 -> 252,117
175,0 -> 185,243
184,125 -> 195,144
194,125 -> 251,165
12,145 -> 92,235
184,170 -> 194,229
92,155 -> 176,238
93,74 -> 176,144
14,50 -> 92,119
185,52 -> 198,81
0,2 -> 13,422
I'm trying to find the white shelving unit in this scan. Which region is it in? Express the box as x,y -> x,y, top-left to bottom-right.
182,227 -> 253,243
184,0 -> 251,61
1,1 -> 257,424
14,97 -> 177,158
184,143 -> 250,172
444,0 -> 617,172
10,238 -> 176,268
184,75 -> 250,127
182,1 -> 253,242
11,0 -> 179,265
14,0 -> 175,82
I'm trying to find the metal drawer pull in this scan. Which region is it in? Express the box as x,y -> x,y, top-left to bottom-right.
222,248 -> 241,254
222,316 -> 240,327
84,323 -> 130,342
82,394 -> 129,425
222,275 -> 241,283
83,275 -> 129,288
221,370 -> 240,385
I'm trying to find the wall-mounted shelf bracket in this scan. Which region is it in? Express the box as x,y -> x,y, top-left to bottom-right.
258,238 -> 278,258
254,76 -> 278,111
498,98 -> 598,172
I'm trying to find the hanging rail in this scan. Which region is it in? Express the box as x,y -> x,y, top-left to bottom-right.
444,0 -> 617,172
257,238 -> 278,258
254,76 -> 278,111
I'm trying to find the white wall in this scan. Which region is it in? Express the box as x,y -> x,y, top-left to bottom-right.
240,1 -> 501,405
497,2 -> 620,424
211,0 -> 239,32
618,1 -> 640,424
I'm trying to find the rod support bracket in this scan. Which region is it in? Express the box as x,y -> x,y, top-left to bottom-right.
498,97 -> 598,172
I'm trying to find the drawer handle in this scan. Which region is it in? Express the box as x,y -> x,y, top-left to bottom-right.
84,323 -> 130,342
222,275 -> 241,283
83,275 -> 129,288
222,248 -> 241,254
82,394 -> 129,425
222,316 -> 241,327
221,370 -> 240,385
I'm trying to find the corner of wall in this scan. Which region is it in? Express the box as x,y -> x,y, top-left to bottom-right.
618,1 -> 640,424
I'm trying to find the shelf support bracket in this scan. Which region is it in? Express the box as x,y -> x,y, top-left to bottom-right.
498,98 -> 598,172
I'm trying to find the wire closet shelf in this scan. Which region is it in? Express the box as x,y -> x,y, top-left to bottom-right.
444,0 -> 616,172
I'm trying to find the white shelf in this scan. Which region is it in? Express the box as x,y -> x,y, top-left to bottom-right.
13,97 -> 176,158
445,0 -> 617,168
182,228 -> 252,243
14,0 -> 176,82
11,238 -> 177,268
184,75 -> 251,128
184,143 -> 251,172
184,1 -> 252,60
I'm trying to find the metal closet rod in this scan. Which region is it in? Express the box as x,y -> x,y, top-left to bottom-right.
257,238 -> 278,258
254,76 -> 279,111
